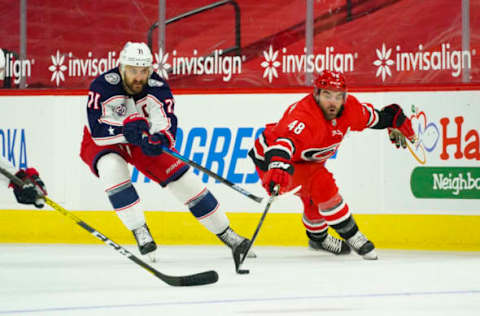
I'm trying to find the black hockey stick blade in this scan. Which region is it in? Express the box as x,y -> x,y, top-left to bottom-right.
232,241 -> 250,274
150,267 -> 219,286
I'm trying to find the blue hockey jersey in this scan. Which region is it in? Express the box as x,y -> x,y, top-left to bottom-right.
85,67 -> 177,147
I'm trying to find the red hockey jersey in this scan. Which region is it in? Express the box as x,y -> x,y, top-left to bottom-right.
254,93 -> 379,165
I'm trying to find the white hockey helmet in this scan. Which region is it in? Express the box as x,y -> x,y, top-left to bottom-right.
119,42 -> 153,67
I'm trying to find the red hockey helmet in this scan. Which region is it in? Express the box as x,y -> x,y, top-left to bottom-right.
314,70 -> 347,92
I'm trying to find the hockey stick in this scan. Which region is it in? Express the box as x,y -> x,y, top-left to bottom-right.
0,167 -> 218,287
234,185 -> 280,274
162,147 -> 263,203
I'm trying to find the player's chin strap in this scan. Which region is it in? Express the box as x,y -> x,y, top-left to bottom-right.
0,166 -> 218,287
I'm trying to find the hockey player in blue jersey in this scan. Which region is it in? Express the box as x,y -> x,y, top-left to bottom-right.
80,42 -> 253,262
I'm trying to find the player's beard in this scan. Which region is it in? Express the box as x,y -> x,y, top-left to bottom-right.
124,77 -> 147,95
321,105 -> 341,120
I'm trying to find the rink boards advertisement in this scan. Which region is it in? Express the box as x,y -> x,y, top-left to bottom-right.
2,1 -> 479,89
0,89 -> 479,249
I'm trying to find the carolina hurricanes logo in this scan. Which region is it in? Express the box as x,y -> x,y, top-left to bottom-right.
301,143 -> 340,162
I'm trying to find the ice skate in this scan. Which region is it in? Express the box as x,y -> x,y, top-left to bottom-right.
217,227 -> 256,267
132,224 -> 157,262
309,234 -> 351,255
346,230 -> 377,260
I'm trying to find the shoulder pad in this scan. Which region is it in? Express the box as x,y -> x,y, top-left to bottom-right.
104,72 -> 121,85
150,71 -> 169,85
144,72 -> 171,97
148,78 -> 164,87
345,94 -> 359,105
89,69 -> 124,100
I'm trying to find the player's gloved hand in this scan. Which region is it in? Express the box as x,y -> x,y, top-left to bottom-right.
263,158 -> 294,195
388,128 -> 407,149
139,133 -> 167,156
383,104 -> 417,146
9,168 -> 47,208
123,113 -> 149,146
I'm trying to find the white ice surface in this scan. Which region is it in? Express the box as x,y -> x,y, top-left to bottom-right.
0,244 -> 479,316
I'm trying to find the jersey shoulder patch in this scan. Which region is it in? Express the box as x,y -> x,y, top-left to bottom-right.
148,78 -> 164,87
144,72 -> 172,99
104,72 -> 121,85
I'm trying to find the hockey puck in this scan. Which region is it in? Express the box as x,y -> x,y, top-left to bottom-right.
237,269 -> 250,274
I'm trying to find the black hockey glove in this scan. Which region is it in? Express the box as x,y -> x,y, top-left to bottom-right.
122,113 -> 149,146
382,104 -> 416,145
9,168 -> 47,208
139,133 -> 167,156
388,128 -> 407,149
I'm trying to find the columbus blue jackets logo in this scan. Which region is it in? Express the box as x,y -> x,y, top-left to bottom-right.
114,103 -> 127,116
104,73 -> 120,85
148,79 -> 164,87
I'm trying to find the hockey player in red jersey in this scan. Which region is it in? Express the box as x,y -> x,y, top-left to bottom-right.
248,70 -> 416,260
80,42 -> 253,262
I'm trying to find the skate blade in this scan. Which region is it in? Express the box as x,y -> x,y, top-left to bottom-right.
362,249 -> 378,260
145,251 -> 157,263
